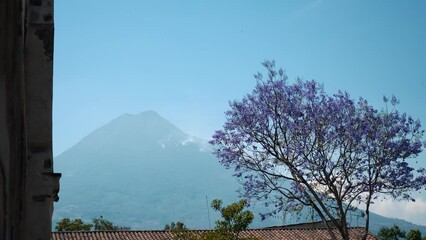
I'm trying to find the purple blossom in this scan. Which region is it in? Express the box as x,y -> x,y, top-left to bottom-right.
210,61 -> 425,239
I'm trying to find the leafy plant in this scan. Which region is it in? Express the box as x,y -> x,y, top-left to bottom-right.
210,199 -> 254,239
55,216 -> 130,231
378,225 -> 406,240
407,229 -> 422,240
55,218 -> 92,231
171,199 -> 258,240
165,221 -> 188,231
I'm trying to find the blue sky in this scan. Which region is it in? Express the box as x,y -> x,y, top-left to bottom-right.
53,1 -> 426,225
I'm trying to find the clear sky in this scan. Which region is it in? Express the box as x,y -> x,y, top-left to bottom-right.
53,0 -> 426,225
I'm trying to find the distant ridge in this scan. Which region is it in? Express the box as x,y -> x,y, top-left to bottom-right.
54,111 -> 245,230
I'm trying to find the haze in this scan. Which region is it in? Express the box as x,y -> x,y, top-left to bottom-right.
53,1 -> 426,226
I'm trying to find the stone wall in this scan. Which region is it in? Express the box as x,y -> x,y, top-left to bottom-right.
0,0 -> 60,239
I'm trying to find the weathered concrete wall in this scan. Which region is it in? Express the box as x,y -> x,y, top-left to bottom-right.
0,0 -> 60,239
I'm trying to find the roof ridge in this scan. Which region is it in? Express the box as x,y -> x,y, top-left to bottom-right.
52,227 -> 368,233
51,228 -> 378,240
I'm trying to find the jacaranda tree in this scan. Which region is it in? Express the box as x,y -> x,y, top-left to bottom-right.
210,61 -> 426,240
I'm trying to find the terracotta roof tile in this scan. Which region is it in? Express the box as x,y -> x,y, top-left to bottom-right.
52,228 -> 378,240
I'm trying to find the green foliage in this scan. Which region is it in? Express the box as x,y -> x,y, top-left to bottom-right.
93,216 -> 116,230
55,218 -> 92,232
55,216 -> 130,231
166,221 -> 196,240
165,221 -> 188,231
210,199 -> 254,235
170,199 -> 258,240
378,225 -> 406,240
407,229 -> 422,240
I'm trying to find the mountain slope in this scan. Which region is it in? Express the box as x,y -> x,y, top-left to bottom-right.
53,111 -> 426,234
54,111 -> 279,229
